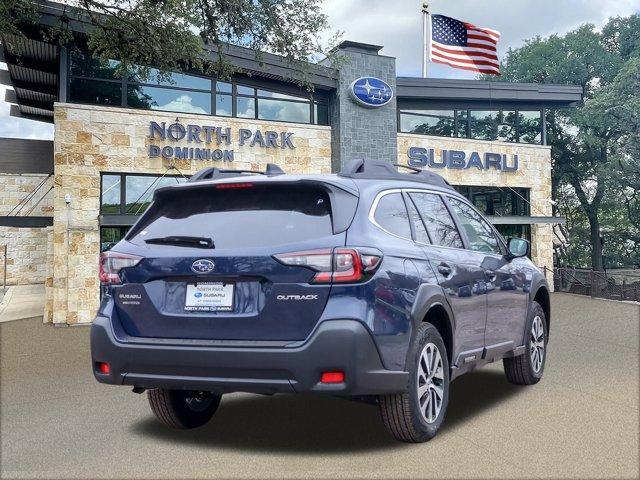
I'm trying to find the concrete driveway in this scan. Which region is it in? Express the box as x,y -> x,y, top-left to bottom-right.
1,293 -> 638,479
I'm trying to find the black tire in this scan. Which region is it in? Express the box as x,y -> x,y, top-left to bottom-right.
504,301 -> 547,385
379,323 -> 450,443
147,389 -> 221,429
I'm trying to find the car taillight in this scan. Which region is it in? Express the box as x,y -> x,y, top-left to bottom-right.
274,248 -> 381,284
99,251 -> 143,284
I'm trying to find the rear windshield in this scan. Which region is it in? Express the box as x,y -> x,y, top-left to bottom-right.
127,184 -> 333,248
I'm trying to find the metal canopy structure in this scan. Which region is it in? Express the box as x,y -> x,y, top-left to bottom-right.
396,77 -> 583,110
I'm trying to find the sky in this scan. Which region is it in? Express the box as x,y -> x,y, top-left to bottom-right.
1,0 -> 639,141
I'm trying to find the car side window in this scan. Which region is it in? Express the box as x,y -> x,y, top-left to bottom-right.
404,194 -> 430,244
409,192 -> 463,249
373,192 -> 412,239
448,197 -> 501,254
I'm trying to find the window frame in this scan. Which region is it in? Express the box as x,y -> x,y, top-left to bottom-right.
369,187 -> 508,254
398,108 -> 543,145
67,48 -> 329,125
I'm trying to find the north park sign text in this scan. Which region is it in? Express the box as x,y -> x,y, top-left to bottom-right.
148,121 -> 295,162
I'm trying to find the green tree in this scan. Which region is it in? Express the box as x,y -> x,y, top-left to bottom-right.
486,15 -> 640,270
1,0 -> 333,86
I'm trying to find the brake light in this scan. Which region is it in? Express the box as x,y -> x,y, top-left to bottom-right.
99,251 -> 143,284
274,248 -> 381,284
96,362 -> 110,374
215,182 -> 254,189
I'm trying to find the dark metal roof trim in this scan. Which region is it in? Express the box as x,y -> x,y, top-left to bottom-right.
396,77 -> 583,107
0,138 -> 54,174
0,216 -> 53,228
9,104 -> 54,123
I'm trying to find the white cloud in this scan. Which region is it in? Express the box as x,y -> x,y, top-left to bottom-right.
154,94 -> 209,114
2,1 -> 639,141
321,0 -> 640,78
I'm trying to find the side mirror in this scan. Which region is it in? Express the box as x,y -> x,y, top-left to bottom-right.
506,237 -> 529,260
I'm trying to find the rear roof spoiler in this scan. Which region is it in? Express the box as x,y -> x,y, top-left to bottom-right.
188,163 -> 285,183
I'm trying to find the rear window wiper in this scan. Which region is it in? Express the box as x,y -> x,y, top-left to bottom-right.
144,235 -> 215,249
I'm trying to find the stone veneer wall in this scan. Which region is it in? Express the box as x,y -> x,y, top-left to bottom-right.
0,174 -> 53,286
396,134 -> 554,287
51,103 -> 332,324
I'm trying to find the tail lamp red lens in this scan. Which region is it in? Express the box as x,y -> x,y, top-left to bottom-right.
321,371 -> 345,383
215,182 -> 254,189
96,362 -> 110,374
99,251 -> 143,284
274,248 -> 381,284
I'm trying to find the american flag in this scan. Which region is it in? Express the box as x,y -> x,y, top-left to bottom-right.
429,14 -> 501,75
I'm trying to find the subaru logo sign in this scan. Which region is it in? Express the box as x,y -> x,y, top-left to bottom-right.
191,259 -> 215,274
349,77 -> 393,108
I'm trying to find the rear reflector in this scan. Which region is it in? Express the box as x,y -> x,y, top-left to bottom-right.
96,362 -> 110,374
320,371 -> 345,384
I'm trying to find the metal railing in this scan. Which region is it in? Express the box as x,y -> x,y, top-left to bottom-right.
543,266 -> 640,302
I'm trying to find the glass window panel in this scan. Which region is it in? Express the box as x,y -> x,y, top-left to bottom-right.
469,110 -> 498,140
455,110 -> 469,137
236,96 -> 256,118
448,198 -> 501,254
127,85 -> 211,114
405,196 -> 430,243
409,193 -> 463,249
216,81 -> 232,93
256,89 -> 306,101
100,227 -> 128,252
215,93 -> 232,116
314,102 -> 329,125
101,175 -> 121,214
125,175 -> 185,214
70,49 -> 121,79
497,110 -> 517,142
374,193 -> 412,239
128,66 -> 210,90
518,111 -> 542,144
237,85 -> 255,95
70,78 -> 122,106
258,98 -> 310,123
400,110 -> 455,136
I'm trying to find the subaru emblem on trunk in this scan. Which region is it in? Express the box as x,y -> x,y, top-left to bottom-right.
191,259 -> 215,274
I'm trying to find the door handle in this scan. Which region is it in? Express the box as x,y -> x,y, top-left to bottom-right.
484,270 -> 497,282
438,263 -> 452,277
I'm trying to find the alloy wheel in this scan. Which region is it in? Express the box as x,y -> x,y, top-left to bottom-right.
417,342 -> 445,423
530,315 -> 545,373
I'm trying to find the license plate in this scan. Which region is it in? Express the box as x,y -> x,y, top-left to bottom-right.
184,282 -> 234,312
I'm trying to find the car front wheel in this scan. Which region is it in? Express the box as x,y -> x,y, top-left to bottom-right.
147,389 -> 221,429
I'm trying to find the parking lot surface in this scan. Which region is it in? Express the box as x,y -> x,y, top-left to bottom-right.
1,293 -> 638,479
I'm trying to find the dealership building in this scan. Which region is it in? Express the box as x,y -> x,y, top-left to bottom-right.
0,1 -> 582,325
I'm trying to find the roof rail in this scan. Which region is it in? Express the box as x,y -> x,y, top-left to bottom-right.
338,159 -> 453,190
187,163 -> 285,183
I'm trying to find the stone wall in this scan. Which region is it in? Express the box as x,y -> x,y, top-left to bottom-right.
51,103 -> 332,324
397,134 -> 554,286
0,174 -> 53,286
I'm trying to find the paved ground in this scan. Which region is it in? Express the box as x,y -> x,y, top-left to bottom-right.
0,284 -> 45,323
1,293 -> 638,479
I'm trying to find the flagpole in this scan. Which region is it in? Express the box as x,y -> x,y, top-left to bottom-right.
422,2 -> 430,77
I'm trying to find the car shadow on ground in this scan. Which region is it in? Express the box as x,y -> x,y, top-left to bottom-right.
131,369 -> 522,453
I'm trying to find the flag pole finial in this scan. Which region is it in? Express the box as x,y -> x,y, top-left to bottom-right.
422,2 -> 429,13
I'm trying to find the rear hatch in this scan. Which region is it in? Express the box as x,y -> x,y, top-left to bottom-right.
108,178 -> 358,342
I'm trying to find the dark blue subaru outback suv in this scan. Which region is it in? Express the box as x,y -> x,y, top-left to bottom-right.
91,159 -> 550,442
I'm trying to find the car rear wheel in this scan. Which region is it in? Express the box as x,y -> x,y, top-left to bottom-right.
503,301 -> 547,385
147,389 -> 221,429
379,323 -> 450,442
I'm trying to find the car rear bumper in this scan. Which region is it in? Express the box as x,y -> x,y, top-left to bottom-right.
90,316 -> 408,395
